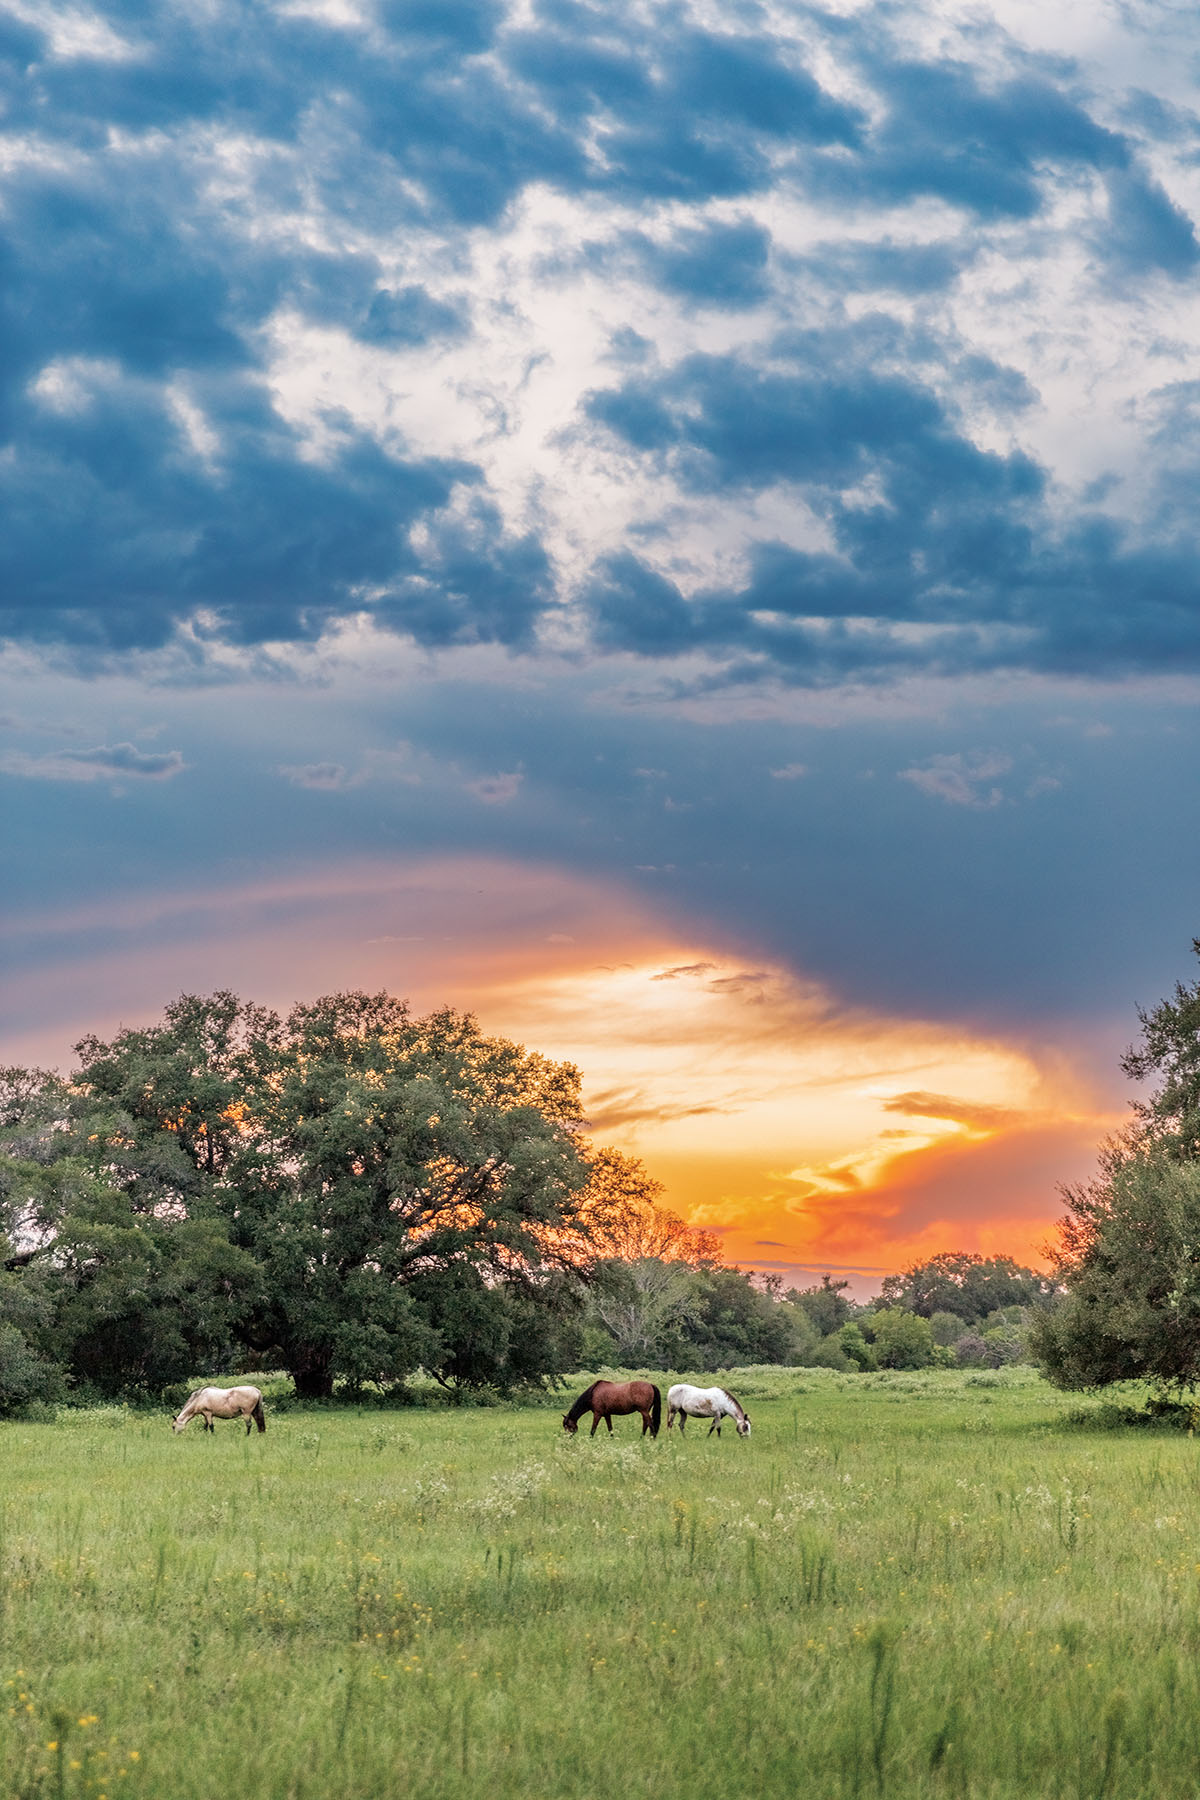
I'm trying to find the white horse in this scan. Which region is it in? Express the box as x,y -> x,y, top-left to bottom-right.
666,1383 -> 751,1438
172,1385 -> 266,1435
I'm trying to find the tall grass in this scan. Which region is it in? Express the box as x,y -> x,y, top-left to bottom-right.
3,1367 -> 1198,1798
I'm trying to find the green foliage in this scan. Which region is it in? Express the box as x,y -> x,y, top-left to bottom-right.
686,1267 -> 794,1366
803,1334 -> 853,1371
586,1260 -> 794,1369
776,1299 -> 822,1365
0,1317 -> 64,1415
408,1264 -> 584,1393
1032,1155 -> 1200,1391
1120,938 -> 1200,1158
0,1061 -> 255,1398
837,1321 -> 877,1371
590,1256 -> 703,1366
1031,948 -> 1200,1395
868,1308 -> 937,1370
788,1273 -> 856,1335
879,1252 -> 1055,1322
54,992 -> 605,1398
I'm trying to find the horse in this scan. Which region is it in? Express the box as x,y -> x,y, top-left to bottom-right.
666,1383 -> 751,1438
562,1379 -> 662,1438
172,1385 -> 266,1435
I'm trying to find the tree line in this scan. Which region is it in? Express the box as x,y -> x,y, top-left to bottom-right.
10,947 -> 1199,1417
0,988 -> 1063,1414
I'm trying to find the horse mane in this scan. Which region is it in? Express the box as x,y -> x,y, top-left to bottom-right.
565,1381 -> 601,1422
721,1387 -> 744,1416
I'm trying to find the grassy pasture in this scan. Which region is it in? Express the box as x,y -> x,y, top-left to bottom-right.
3,1367 -> 1200,1799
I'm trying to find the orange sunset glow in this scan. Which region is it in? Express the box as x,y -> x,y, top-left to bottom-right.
4,854 -> 1118,1293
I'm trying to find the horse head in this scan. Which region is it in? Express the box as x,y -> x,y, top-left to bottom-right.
561,1414 -> 578,1433
736,1414 -> 751,1437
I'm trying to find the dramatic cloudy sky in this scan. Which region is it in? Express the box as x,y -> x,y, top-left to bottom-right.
4,0 -> 1200,1289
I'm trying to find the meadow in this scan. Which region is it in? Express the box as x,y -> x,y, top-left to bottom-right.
3,1367 -> 1200,1800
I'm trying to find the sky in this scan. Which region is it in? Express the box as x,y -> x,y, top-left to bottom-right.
3,0 -> 1200,1293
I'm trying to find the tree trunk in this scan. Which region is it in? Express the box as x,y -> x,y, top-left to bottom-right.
291,1355 -> 334,1400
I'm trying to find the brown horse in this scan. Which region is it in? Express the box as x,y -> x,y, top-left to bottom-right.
562,1379 -> 661,1438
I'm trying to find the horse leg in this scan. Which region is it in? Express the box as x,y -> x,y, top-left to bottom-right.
590,1411 -> 600,1436
605,1414 -> 613,1433
707,1418 -> 718,1437
244,1412 -> 252,1436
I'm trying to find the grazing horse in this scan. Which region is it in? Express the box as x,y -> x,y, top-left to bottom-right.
562,1379 -> 661,1438
667,1383 -> 751,1438
172,1385 -> 266,1435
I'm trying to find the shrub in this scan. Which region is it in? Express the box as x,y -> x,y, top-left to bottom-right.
870,1308 -> 936,1370
837,1322 -> 877,1371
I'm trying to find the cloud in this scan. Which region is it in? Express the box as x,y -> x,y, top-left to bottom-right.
881,1091 -> 1024,1130
898,752 -> 1013,808
0,742 -> 186,782
1103,168 -> 1200,276
619,218 -> 772,310
279,761 -> 350,790
464,770 -> 523,804
0,0 -> 1195,693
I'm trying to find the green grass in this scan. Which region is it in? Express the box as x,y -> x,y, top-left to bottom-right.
3,1366 -> 1200,1799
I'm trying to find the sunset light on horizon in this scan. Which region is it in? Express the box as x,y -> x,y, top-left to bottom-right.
3,847 -> 1124,1294
5,0 -> 1200,1298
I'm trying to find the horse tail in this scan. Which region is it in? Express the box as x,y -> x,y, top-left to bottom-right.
252,1398 -> 266,1433
650,1385 -> 662,1438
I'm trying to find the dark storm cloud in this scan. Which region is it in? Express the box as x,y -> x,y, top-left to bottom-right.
615,219 -> 773,310
815,59 -> 1125,219
1,0 -> 1196,668
583,321 -> 1200,685
1102,167 -> 1200,275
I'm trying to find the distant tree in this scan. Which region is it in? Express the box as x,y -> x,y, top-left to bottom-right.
408,1262 -> 584,1393
788,1274 -> 856,1335
953,1332 -> 992,1369
929,1309 -> 965,1347
590,1257 -> 703,1365
60,991 -> 656,1398
868,1308 -> 936,1370
838,1320 -> 876,1371
686,1267 -> 794,1367
981,1320 -> 1026,1366
0,1266 -> 64,1414
1120,939 -> 1200,1158
570,1149 -> 721,1265
0,1063 -> 255,1398
777,1299 -> 822,1366
879,1252 -> 1054,1323
1031,1155 -> 1200,1391
1032,947 -> 1200,1394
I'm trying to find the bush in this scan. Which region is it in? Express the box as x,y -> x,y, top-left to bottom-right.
870,1308 -> 936,1370
838,1322 -> 877,1371
0,1322 -> 66,1417
802,1335 -> 853,1372
981,1322 -> 1026,1365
